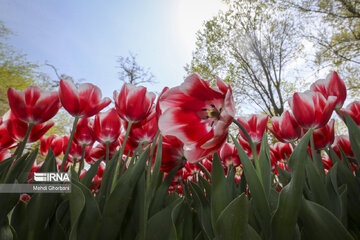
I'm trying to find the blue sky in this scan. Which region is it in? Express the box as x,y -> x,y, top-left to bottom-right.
0,0 -> 225,98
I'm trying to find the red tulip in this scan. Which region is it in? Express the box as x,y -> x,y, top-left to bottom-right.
20,194 -> 31,202
114,83 -> 156,122
156,87 -> 169,118
28,161 -> 43,182
270,142 -> 293,170
237,114 -> 268,144
268,111 -> 303,142
92,108 -> 121,144
289,91 -> 337,129
158,73 -> 235,163
340,101 -> 360,127
159,135 -> 186,173
86,141 -> 119,164
0,121 -> 16,149
311,72 -> 347,109
59,79 -> 111,118
332,135 -> 354,159
63,136 -> 91,163
238,136 -> 259,159
40,134 -> 65,156
7,86 -> 61,124
0,148 -> 11,161
322,156 -> 333,171
219,142 -> 241,167
312,119 -> 335,150
74,118 -> 95,146
125,107 -> 158,143
4,111 -> 54,143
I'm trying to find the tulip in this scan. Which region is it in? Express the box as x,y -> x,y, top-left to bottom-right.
312,119 -> 335,150
268,111 -> 303,142
40,134 -> 65,156
4,111 -> 54,143
310,72 -> 347,109
237,114 -> 268,144
92,108 -> 121,145
59,79 -> 111,171
322,156 -> 333,171
159,135 -> 186,173
28,161 -> 43,182
289,91 -> 337,129
114,83 -> 156,123
158,73 -> 235,163
86,141 -> 119,164
270,142 -> 293,172
340,101 -> 360,127
63,136 -> 91,163
7,86 -> 61,124
155,87 -> 169,118
0,122 -> 16,149
219,142 -> 241,167
0,148 -> 11,161
20,194 -> 31,202
74,118 -> 95,146
332,135 -> 354,159
59,79 -> 111,118
124,107 -> 158,144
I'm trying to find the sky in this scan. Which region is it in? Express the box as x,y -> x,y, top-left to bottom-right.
0,0 -> 226,98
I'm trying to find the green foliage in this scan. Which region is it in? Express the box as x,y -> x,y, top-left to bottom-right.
0,116 -> 359,239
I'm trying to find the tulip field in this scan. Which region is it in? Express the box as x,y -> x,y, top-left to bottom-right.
0,71 -> 360,239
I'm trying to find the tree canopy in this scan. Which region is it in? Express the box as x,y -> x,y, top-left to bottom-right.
186,0 -> 303,116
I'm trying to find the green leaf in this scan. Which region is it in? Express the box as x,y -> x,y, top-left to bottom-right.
271,129 -> 311,240
299,198 -> 354,240
68,183 -> 85,240
258,131 -> 271,198
80,159 -> 101,189
10,200 -> 28,240
304,156 -> 331,209
0,157 -> 14,182
99,147 -> 149,239
211,153 -> 232,230
17,149 -> 38,183
344,112 -> 360,162
232,135 -> 271,236
72,180 -> 101,240
215,193 -> 249,240
52,200 -> 69,240
95,151 -> 119,210
26,149 -> 59,239
146,198 -> 182,240
189,181 -> 214,239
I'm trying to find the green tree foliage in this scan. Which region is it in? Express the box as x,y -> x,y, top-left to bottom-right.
0,21 -> 38,115
0,21 -> 71,136
186,0 -> 303,116
285,0 -> 360,98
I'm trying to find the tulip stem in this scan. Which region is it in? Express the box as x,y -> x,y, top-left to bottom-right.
15,123 -> 34,159
111,121 -> 133,192
78,146 -> 86,177
105,142 -> 110,163
309,132 -> 325,179
61,116 -> 79,172
232,119 -> 263,185
196,163 -> 211,180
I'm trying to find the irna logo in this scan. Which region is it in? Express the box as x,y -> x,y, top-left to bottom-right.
34,172 -> 71,182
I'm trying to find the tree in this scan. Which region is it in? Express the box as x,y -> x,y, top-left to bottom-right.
283,0 -> 360,98
186,0 -> 303,116
0,21 -> 72,136
0,21 -> 38,115
117,52 -> 155,86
